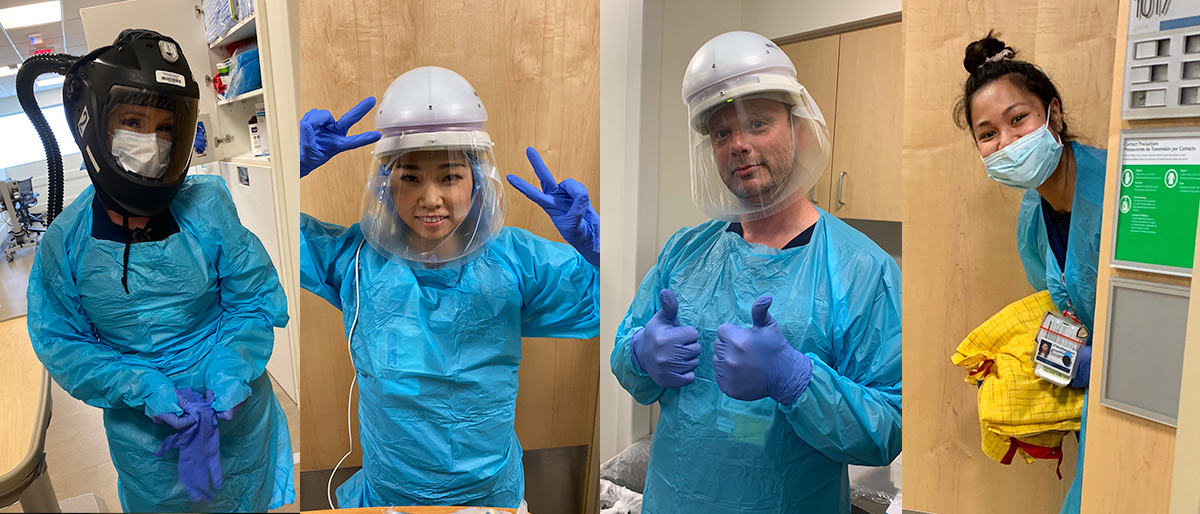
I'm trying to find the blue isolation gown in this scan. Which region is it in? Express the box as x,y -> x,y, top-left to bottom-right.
27,175 -> 293,512
1016,141 -> 1106,514
300,214 -> 599,508
612,210 -> 902,514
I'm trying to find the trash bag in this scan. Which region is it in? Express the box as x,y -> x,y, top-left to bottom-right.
599,437 -> 651,494
599,479 -> 642,514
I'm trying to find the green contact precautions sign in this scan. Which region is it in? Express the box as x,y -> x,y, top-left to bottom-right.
1114,131 -> 1200,276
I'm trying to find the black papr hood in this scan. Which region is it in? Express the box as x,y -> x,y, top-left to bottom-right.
62,29 -> 200,217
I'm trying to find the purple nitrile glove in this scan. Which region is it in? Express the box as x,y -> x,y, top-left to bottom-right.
630,289 -> 701,388
151,411 -> 196,431
155,388 -> 222,502
713,294 -> 813,405
215,397 -> 244,421
299,96 -> 382,178
1069,344 -> 1092,389
506,147 -> 600,266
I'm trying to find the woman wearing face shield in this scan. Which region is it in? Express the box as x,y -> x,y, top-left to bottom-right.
298,66 -> 599,509
24,30 -> 293,512
955,32 -> 1104,514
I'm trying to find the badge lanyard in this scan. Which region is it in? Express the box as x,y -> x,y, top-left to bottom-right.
1033,306 -> 1089,386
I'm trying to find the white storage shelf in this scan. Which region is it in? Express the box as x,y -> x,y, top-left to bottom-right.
226,152 -> 271,166
218,88 -> 264,106
209,14 -> 256,49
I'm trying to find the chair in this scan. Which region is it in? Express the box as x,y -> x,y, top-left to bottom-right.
1,179 -> 42,262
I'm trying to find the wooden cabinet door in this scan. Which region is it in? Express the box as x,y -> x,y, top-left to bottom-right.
829,23 -> 902,221
782,35 -> 841,211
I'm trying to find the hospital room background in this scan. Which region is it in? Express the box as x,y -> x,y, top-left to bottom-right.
4,0 -> 1200,513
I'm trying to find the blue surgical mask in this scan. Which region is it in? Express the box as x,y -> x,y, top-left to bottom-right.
981,109 -> 1063,190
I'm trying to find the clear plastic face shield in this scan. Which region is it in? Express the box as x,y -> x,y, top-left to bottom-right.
360,130 -> 505,267
688,88 -> 830,222
102,85 -> 197,182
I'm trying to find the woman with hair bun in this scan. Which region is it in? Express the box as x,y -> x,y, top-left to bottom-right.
954,31 -> 1105,514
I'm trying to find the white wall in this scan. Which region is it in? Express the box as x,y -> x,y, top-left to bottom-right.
0,87 -> 89,214
598,0 -> 663,463
259,0 -> 303,404
654,0 -> 743,247
0,89 -> 65,116
4,152 -> 89,215
598,0 -> 743,463
740,0 -> 900,40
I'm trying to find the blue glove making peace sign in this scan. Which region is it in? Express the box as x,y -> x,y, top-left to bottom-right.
506,147 -> 599,266
299,96 -> 382,178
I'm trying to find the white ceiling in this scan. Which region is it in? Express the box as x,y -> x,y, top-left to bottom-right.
0,0 -> 124,98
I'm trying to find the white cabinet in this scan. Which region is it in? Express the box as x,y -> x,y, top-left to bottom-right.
219,160 -> 295,398
81,0 -> 263,165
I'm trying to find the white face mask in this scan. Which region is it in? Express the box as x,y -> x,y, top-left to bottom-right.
111,129 -> 172,179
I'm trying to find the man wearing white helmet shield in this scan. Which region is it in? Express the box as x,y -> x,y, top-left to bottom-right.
611,31 -> 902,513
298,66 -> 600,509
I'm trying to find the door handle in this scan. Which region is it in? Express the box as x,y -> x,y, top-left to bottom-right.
837,171 -> 847,206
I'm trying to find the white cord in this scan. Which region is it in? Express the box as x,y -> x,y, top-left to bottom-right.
328,238 -> 366,510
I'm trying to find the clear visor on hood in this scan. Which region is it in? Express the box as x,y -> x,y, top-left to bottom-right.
102,85 -> 198,182
360,136 -> 505,267
687,90 -> 829,222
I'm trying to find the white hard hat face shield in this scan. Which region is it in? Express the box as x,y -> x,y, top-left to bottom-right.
682,31 -> 830,221
360,131 -> 505,267
689,92 -> 829,221
362,65 -> 504,267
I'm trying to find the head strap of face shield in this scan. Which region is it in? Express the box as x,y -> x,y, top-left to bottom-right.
688,74 -> 806,134
380,147 -> 487,191
373,129 -> 493,157
702,91 -> 794,126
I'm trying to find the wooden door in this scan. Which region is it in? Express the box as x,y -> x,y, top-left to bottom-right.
902,0 -> 1118,512
781,34 -> 840,211
830,23 -> 901,221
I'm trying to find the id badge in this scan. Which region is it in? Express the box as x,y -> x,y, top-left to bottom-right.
1033,311 -> 1088,386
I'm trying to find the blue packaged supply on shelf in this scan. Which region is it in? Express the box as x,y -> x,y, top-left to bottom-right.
226,44 -> 262,98
236,0 -> 254,20
204,0 -> 237,43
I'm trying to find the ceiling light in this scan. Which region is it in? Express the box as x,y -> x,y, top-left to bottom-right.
0,1 -> 62,30
0,65 -> 19,78
35,75 -> 63,87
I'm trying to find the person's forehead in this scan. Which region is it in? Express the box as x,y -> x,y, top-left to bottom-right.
972,79 -> 1040,115
709,97 -> 789,123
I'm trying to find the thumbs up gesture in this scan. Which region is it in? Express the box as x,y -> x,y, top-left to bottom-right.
631,289 -> 702,388
714,294 -> 813,405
